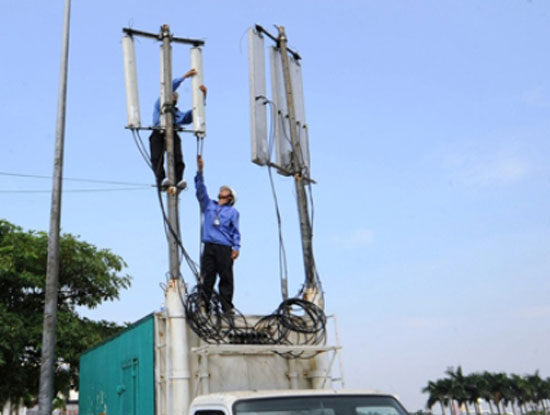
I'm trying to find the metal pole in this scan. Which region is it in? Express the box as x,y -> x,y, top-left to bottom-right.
122,27 -> 205,46
166,278 -> 190,415
277,26 -> 316,289
38,0 -> 71,414
160,24 -> 189,415
160,24 -> 181,280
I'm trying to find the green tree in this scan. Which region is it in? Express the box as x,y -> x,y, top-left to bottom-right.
500,374 -> 516,415
510,374 -> 532,415
465,372 -> 486,415
423,378 -> 452,415
425,370 -> 550,415
525,371 -> 547,414
0,220 -> 131,409
484,372 -> 514,415
446,366 -> 471,415
543,377 -> 550,414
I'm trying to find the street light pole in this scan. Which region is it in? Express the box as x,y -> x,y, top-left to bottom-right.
38,0 -> 71,413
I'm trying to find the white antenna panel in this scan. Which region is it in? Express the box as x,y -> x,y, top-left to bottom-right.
270,47 -> 292,175
289,57 -> 311,175
248,27 -> 268,166
122,36 -> 141,128
190,47 -> 206,137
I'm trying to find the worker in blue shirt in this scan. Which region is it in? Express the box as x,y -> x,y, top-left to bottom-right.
195,155 -> 240,312
149,68 -> 207,190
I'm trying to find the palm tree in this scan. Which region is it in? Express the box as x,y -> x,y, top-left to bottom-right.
446,366 -> 471,415
476,372 -> 495,415
424,379 -> 451,415
500,374 -> 517,415
509,374 -> 530,415
543,377 -> 550,414
525,371 -> 546,413
425,369 -> 550,415
466,373 -> 488,415
484,371 -> 512,415
501,374 -> 515,415
442,377 -> 458,415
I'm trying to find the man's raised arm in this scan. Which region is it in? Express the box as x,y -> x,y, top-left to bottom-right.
194,155 -> 209,211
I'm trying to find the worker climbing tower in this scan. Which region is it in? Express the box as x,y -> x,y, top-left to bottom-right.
121,24 -> 207,415
112,23 -> 342,415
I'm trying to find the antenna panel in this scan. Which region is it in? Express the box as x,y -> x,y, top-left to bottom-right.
190,47 -> 206,137
289,57 -> 311,175
270,47 -> 292,175
122,36 -> 141,128
248,28 -> 268,166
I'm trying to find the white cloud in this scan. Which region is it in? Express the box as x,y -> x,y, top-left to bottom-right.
444,151 -> 529,188
466,156 -> 528,187
332,228 -> 375,249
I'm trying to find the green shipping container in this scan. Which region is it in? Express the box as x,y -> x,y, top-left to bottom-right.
79,314 -> 155,415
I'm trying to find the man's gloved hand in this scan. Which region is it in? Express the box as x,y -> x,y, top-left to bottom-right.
197,155 -> 204,172
199,84 -> 207,99
183,68 -> 197,79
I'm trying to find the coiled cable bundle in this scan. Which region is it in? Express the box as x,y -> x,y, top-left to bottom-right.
254,297 -> 326,358
129,125 -> 326,358
184,285 -> 326,358
184,284 -> 249,343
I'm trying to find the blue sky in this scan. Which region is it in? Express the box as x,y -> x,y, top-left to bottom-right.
1,0 -> 550,410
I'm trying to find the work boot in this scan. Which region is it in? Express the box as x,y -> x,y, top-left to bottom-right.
160,178 -> 171,191
176,179 -> 187,191
223,308 -> 235,325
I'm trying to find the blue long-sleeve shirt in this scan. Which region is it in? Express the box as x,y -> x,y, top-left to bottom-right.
152,77 -> 193,127
195,172 -> 241,251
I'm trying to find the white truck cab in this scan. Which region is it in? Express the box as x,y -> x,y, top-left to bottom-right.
189,390 -> 409,415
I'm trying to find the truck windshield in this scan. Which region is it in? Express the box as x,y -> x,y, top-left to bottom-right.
234,395 -> 407,415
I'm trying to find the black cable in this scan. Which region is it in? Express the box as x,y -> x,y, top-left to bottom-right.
296,127 -> 323,298
265,101 -> 325,346
127,116 -> 326,349
275,110 -> 323,294
0,187 -> 151,194
266,101 -> 289,300
178,114 -> 325,349
267,165 -> 289,299
278,111 -> 293,147
307,184 -> 314,228
155,185 -> 200,280
184,285 -> 325,356
275,107 -> 320,282
0,170 -> 150,186
132,130 -> 153,169
296,126 -> 315,227
130,126 -> 201,282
